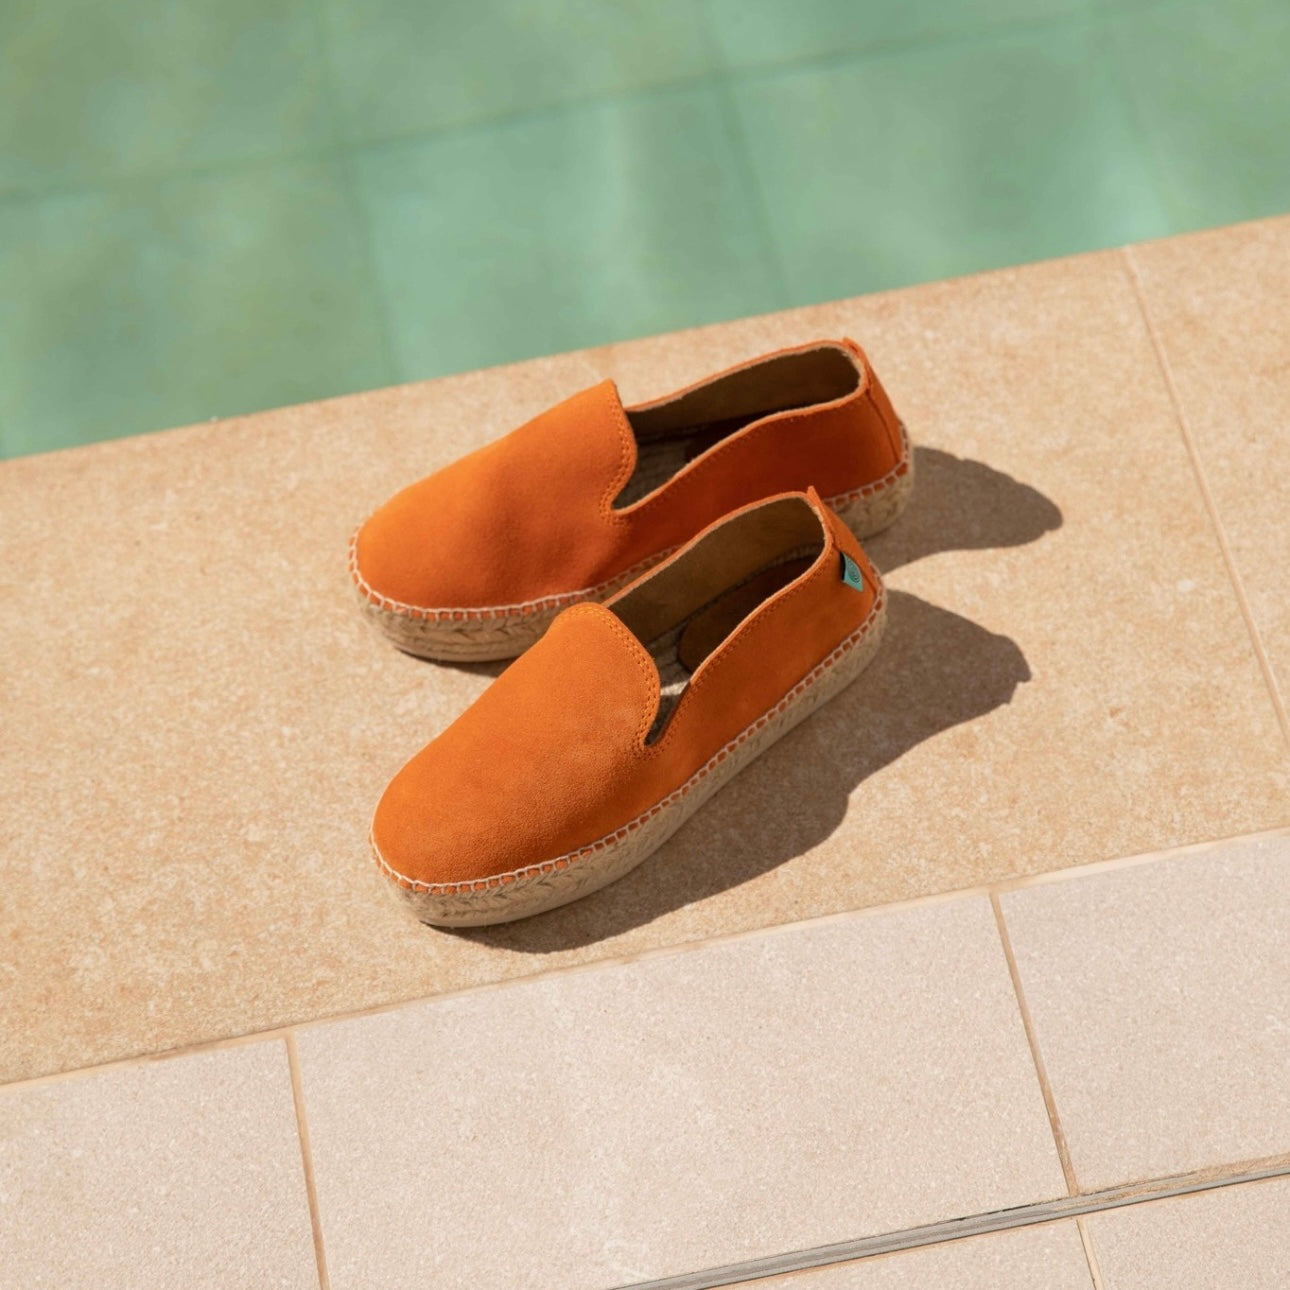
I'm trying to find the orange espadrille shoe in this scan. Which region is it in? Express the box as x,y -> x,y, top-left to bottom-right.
371,488 -> 886,926
351,338 -> 910,661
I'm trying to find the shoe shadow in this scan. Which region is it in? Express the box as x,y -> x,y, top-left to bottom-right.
455,588 -> 1031,952
441,446 -> 1061,951
865,446 -> 1061,573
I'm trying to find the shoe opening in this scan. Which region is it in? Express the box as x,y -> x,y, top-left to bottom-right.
613,343 -> 861,509
610,496 -> 827,743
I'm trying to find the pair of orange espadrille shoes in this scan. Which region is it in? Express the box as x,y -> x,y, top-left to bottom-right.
351,339 -> 912,927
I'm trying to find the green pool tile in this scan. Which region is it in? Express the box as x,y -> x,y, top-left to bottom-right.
0,162 -> 393,457
353,85 -> 784,383
0,0 -> 331,193
731,23 -> 1170,304
1102,0 -> 1290,233
319,0 -> 714,143
702,0 -> 1091,71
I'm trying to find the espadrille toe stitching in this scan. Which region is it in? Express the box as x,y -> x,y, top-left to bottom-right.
372,489 -> 887,926
352,338 -> 912,662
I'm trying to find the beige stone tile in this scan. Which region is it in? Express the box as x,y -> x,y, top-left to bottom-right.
0,1041 -> 316,1288
1086,1176 -> 1290,1289
296,897 -> 1066,1290
3,242 -> 1289,1083
737,1222 -> 1092,1288
1129,215 -> 1290,726
0,351 -> 600,1085
575,249 -> 1288,941
1000,834 -> 1290,1190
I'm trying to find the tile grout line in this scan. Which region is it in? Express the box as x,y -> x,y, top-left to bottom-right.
989,893 -> 1079,1195
984,821 -> 1290,894
285,1032 -> 332,1290
1122,245 -> 1290,749
721,4 -> 1100,87
1076,1216 -> 1107,1290
303,0 -> 403,387
1092,12 -> 1182,236
0,3 -> 1104,212
0,75 -> 717,208
612,1154 -> 1290,1290
691,6 -> 795,313
6,818 -> 1290,1096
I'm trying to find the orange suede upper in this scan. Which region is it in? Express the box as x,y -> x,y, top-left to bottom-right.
353,339 -> 903,615
371,491 -> 881,889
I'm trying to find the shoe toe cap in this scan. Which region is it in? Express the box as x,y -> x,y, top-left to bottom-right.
351,478 -> 454,611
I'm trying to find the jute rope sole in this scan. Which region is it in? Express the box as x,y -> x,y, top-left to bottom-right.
352,425 -> 914,662
374,589 -> 887,926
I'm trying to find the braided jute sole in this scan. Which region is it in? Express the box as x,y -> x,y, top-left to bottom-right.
352,424 -> 914,663
374,587 -> 887,926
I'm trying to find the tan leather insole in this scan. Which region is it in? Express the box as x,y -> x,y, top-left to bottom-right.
643,555 -> 814,743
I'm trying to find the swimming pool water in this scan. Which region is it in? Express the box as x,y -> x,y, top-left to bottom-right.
2,0 -> 1286,456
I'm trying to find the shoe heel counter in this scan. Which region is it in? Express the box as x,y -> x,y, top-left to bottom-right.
819,495 -> 884,616
842,337 -> 905,470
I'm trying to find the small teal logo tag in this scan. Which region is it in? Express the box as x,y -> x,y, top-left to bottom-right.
840,552 -> 864,591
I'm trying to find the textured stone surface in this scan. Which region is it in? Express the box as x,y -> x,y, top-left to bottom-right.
296,897 -> 1065,1290
0,1041 -> 316,1288
2,233 -> 1289,1082
1086,1177 -> 1290,1289
1129,216 -> 1290,727
1001,834 -> 1290,1190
